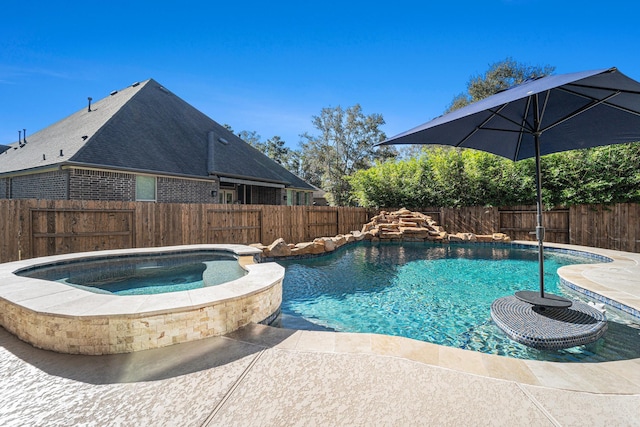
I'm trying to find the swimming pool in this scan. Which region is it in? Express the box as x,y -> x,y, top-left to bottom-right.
17,250 -> 246,295
277,242 -> 640,362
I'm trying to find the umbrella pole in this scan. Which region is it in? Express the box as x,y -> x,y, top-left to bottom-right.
533,133 -> 545,299
514,133 -> 570,308
515,95 -> 571,308
514,132 -> 571,308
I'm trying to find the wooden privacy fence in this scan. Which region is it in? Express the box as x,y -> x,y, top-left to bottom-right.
0,200 -> 373,263
0,200 -> 638,262
431,205 -> 571,244
388,204 -> 639,254
422,204 -> 638,253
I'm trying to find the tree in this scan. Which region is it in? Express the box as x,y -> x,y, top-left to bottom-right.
445,57 -> 555,112
297,139 -> 325,188
237,130 -> 301,174
348,156 -> 439,208
262,136 -> 291,166
237,130 -> 262,147
349,140 -> 640,208
300,104 -> 397,206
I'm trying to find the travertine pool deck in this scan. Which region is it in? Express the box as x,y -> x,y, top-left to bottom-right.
1,242 -> 639,425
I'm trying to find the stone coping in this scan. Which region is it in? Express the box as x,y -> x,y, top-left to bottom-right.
514,241 -> 640,319
0,244 -> 277,318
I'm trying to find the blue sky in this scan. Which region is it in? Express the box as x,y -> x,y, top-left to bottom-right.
2,1 -> 639,149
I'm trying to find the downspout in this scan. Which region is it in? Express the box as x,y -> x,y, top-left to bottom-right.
207,131 -> 220,201
207,131 -> 216,174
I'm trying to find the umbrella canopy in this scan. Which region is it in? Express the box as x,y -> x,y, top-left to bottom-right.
380,67 -> 640,160
379,67 -> 640,307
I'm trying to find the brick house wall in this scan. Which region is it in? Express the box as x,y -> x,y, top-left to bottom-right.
69,169 -> 135,201
0,178 -> 9,198
157,177 -> 217,203
1,168 -> 279,204
9,170 -> 69,199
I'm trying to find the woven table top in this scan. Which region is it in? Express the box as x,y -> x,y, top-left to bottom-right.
491,295 -> 608,350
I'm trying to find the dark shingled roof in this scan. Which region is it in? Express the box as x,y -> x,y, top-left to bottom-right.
0,145 -> 9,155
0,79 -> 313,190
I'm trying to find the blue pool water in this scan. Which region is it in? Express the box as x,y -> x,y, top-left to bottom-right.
19,251 -> 246,295
277,242 -> 640,362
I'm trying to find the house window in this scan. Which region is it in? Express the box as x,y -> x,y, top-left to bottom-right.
218,189 -> 235,204
136,175 -> 156,201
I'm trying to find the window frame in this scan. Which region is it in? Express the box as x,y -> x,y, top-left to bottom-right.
135,175 -> 157,202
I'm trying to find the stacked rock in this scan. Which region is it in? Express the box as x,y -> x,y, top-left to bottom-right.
251,208 -> 510,258
251,231 -> 366,258
361,208 -> 446,242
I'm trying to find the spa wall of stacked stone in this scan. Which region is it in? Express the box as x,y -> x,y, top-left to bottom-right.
0,245 -> 283,355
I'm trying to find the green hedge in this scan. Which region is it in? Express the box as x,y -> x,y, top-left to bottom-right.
349,143 -> 640,208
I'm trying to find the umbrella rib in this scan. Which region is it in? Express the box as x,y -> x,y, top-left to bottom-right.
514,96 -> 533,160
540,91 -> 621,134
539,91 -> 550,130
455,103 -> 510,147
560,86 -> 640,116
600,101 -> 640,117
483,107 -> 535,133
567,82 -> 640,96
558,85 -> 617,101
479,128 -> 524,133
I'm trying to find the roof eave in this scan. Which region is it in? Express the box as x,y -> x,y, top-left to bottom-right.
63,162 -> 218,181
210,170 -> 289,186
0,163 -> 64,178
0,161 -> 217,182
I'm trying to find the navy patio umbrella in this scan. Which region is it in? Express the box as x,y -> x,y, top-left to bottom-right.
378,67 -> 640,307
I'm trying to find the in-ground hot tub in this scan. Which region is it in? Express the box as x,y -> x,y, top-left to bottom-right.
0,245 -> 283,355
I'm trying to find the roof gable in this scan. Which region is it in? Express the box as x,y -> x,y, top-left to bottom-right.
0,79 -> 314,190
72,80 -> 212,176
